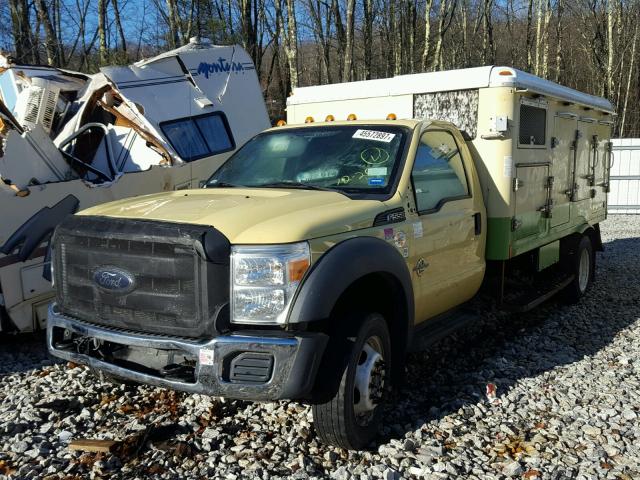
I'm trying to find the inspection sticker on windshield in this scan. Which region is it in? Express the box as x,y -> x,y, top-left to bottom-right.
353,129 -> 396,143
199,348 -> 214,366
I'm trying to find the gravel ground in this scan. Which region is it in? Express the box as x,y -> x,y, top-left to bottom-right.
1,216 -> 639,480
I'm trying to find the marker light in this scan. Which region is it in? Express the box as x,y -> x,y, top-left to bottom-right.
305,116 -> 314,123
325,114 -> 335,122
386,113 -> 397,120
347,113 -> 357,121
499,69 -> 514,76
276,119 -> 287,127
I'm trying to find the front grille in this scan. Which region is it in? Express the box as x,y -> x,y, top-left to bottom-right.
53,216 -> 229,338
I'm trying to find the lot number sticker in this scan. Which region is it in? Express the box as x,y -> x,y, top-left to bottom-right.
199,348 -> 214,366
353,129 -> 396,143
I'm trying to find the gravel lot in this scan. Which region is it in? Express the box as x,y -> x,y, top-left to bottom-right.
1,216 -> 639,480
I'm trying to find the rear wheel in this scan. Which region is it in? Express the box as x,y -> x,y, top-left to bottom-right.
312,313 -> 391,450
563,235 -> 594,304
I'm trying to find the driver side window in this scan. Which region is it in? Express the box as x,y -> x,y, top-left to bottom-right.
412,130 -> 469,212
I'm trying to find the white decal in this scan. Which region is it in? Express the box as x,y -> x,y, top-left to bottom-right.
366,167 -> 388,176
199,348 -> 214,366
504,155 -> 513,178
352,129 -> 396,143
413,221 -> 423,238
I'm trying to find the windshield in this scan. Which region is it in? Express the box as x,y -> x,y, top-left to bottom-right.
206,125 -> 407,194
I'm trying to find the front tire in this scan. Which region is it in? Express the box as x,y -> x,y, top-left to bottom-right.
563,235 -> 594,304
312,313 -> 391,450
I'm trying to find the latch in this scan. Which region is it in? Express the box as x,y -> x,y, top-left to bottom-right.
545,176 -> 554,189
602,182 -> 610,193
538,201 -> 553,218
551,137 -> 560,149
585,174 -> 595,186
511,218 -> 522,231
512,178 -> 524,192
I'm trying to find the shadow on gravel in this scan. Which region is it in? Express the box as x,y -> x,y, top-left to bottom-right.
0,331 -> 56,376
383,236 -> 640,442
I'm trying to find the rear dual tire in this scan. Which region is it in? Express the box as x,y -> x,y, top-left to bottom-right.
563,235 -> 595,304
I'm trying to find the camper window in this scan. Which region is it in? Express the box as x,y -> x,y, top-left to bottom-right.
160,112 -> 234,162
518,104 -> 547,147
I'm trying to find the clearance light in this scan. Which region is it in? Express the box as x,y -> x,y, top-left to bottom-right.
305,116 -> 314,123
386,113 -> 397,120
347,113 -> 357,121
499,69 -> 514,76
276,119 -> 287,127
325,114 -> 335,122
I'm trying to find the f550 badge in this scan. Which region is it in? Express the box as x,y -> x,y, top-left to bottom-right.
93,267 -> 136,294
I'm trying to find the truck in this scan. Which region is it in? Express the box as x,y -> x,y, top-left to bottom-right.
46,66 -> 613,450
0,39 -> 269,333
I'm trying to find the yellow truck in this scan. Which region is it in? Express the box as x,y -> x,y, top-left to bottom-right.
47,67 -> 613,449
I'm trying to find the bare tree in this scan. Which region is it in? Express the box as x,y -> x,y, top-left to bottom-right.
421,0 -> 434,71
343,0 -> 356,81
363,0 -> 374,79
8,0 -> 34,63
34,0 -> 61,65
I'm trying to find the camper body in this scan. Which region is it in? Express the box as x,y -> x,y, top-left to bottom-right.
0,41 -> 269,333
46,67 -> 612,450
287,66 -> 614,267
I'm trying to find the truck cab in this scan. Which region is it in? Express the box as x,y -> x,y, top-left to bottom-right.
47,118 -> 490,449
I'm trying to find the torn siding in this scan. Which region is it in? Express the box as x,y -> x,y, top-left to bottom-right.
413,89 -> 479,139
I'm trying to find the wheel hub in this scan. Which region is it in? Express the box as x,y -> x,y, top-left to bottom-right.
578,248 -> 590,292
353,337 -> 386,425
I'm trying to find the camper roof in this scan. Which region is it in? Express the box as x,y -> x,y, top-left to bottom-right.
288,66 -> 615,114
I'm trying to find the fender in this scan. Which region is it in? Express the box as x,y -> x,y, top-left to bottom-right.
288,236 -> 415,328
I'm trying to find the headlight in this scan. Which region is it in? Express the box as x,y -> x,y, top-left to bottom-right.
231,242 -> 310,324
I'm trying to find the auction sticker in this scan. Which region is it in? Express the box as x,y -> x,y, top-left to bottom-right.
199,348 -> 214,366
352,129 -> 396,143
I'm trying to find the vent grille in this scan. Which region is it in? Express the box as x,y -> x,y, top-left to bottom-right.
54,216 -> 230,338
23,87 -> 44,125
519,104 -> 547,146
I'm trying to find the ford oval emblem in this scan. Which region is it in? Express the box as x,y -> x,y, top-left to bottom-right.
93,267 -> 135,293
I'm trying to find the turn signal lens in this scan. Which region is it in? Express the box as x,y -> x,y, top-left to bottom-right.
386,113 -> 397,120
305,116 -> 314,123
276,119 -> 287,127
325,114 -> 335,122
288,258 -> 310,282
347,113 -> 357,121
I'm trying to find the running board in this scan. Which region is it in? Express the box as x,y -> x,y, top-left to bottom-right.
409,309 -> 479,352
500,274 -> 574,313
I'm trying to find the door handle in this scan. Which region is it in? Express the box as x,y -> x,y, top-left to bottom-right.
473,212 -> 482,235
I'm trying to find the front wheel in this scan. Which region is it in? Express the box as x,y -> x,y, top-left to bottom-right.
563,235 -> 594,304
312,313 -> 391,450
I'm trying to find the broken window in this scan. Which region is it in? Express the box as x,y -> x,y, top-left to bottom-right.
160,112 -> 234,162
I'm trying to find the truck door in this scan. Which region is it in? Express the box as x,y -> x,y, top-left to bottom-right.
550,113 -> 577,227
409,129 -> 484,322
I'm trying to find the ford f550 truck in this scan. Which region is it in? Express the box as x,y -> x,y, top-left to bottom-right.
47,67 -> 613,449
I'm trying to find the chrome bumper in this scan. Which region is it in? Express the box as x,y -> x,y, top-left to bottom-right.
47,304 -> 327,401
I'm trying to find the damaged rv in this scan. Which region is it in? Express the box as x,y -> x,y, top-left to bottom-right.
0,39 -> 270,333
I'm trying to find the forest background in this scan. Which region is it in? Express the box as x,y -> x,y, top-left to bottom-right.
2,0 -> 639,135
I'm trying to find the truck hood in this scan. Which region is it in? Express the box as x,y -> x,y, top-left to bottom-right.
79,188 -> 387,244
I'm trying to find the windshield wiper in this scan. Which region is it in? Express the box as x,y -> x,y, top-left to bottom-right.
205,181 -> 242,188
256,181 -> 348,196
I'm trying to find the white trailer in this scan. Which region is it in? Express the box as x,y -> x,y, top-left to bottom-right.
0,39 -> 270,333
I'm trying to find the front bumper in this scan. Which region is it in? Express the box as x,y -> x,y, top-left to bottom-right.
47,304 -> 328,401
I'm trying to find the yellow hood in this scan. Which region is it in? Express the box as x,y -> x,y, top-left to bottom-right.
79,188 -> 387,244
